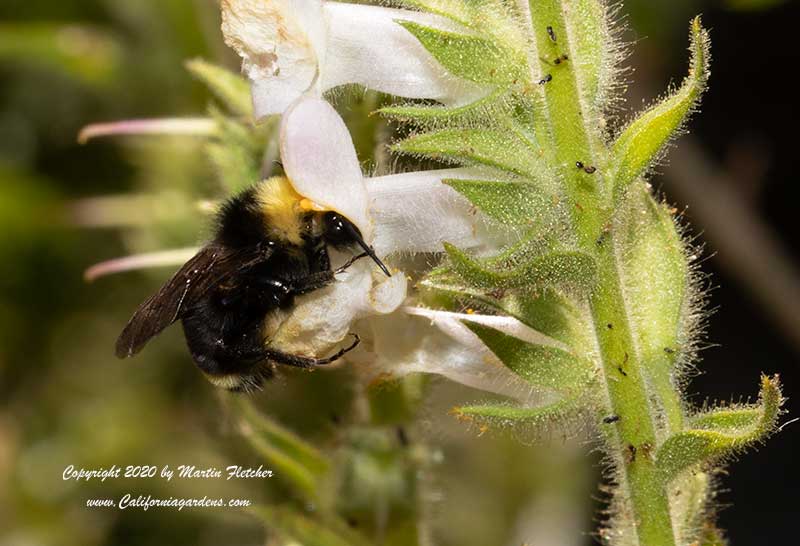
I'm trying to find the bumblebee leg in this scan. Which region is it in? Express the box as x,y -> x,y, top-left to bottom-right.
264,334 -> 361,369
335,252 -> 369,274
288,271 -> 336,295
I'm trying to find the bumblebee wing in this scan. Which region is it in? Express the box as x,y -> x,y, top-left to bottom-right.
115,243 -> 272,358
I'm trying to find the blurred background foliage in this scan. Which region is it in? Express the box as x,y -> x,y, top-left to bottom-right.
0,0 -> 797,544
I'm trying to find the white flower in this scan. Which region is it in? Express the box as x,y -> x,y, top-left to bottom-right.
269,96 -> 490,356
220,0 -> 484,118
350,307 -> 558,403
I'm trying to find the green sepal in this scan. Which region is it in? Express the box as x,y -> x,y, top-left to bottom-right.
443,179 -> 552,225
617,183 -> 689,369
186,58 -> 253,118
248,505 -> 371,546
444,242 -> 597,292
393,128 -> 544,179
378,88 -> 510,126
454,395 -> 585,427
610,17 -> 710,196
397,21 -> 526,85
467,323 -> 594,395
617,182 -> 691,432
655,375 -> 783,484
232,398 -> 330,499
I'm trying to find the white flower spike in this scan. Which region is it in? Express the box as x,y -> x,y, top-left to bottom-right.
220,0 -> 483,118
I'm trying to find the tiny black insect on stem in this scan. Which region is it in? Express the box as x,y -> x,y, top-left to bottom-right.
603,414 -> 621,424
547,25 -> 557,42
538,74 -> 553,85
625,444 -> 637,464
553,54 -> 569,65
576,161 -> 597,174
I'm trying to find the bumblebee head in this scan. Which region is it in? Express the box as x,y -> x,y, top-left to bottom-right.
320,211 -> 390,277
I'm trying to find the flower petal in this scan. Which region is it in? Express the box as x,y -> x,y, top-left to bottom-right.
84,247 -> 199,282
366,169 -> 492,256
271,260 -> 406,356
221,0 -> 325,117
280,97 -> 372,241
354,308 -> 545,402
322,3 -> 484,105
403,307 -> 570,352
77,118 -> 216,144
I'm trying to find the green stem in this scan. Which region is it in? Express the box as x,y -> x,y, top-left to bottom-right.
527,1 -> 677,544
591,246 -> 676,545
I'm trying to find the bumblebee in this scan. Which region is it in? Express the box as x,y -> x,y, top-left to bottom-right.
116,176 -> 390,392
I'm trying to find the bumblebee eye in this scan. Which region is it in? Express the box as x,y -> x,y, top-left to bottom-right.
322,212 -> 358,246
322,212 -> 391,277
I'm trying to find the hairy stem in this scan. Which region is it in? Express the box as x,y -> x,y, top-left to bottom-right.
528,1 -> 677,543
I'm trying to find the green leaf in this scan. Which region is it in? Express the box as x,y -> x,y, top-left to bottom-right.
655,375 -> 783,484
204,108 -> 275,193
394,128 -> 545,179
233,398 -> 330,498
443,179 -> 553,225
248,506 -> 371,546
467,323 -> 594,395
186,58 -> 253,118
398,21 -> 526,85
445,243 -> 597,292
610,17 -> 710,194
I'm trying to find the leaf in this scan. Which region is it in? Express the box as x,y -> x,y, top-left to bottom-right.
655,375 -> 783,484
610,17 -> 710,194
186,58 -> 253,118
445,243 -> 597,292
205,108 -> 273,193
397,21 -> 526,85
233,398 -> 330,498
467,323 -> 594,396
393,128 -> 545,179
248,505 -> 371,546
443,179 -> 552,225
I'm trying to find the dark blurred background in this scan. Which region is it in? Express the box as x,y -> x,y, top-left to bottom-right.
1,0 -> 797,544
